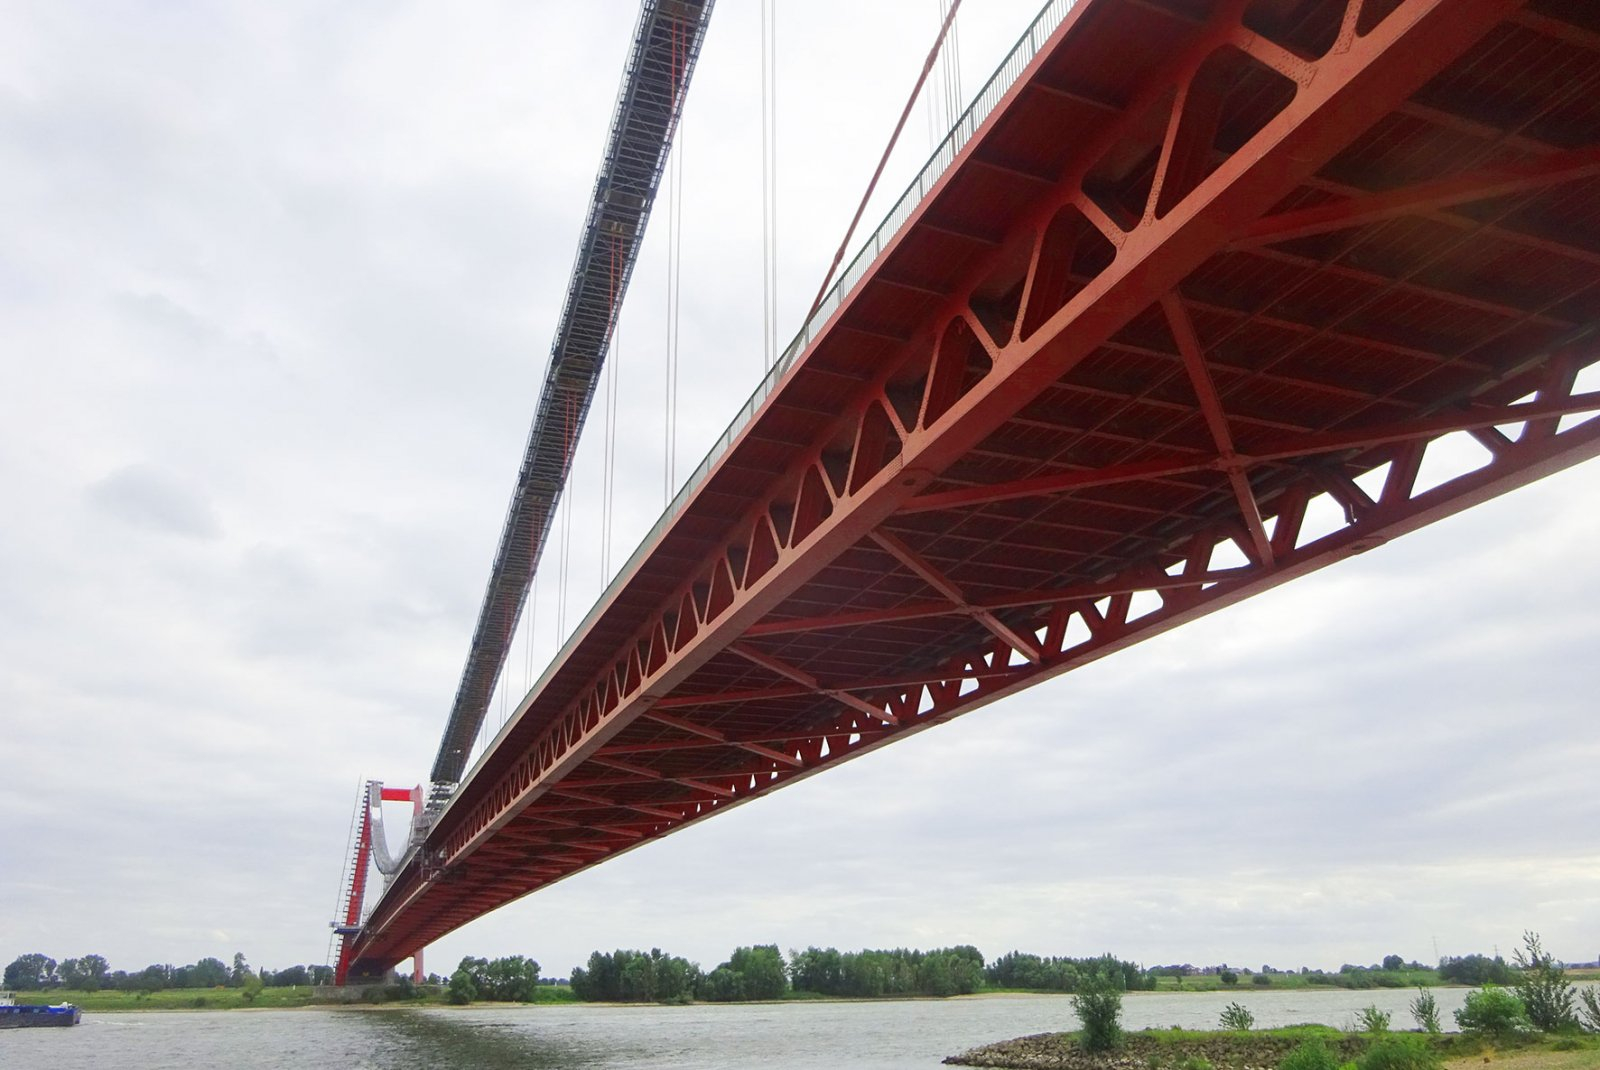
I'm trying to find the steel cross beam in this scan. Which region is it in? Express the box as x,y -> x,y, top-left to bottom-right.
731,643 -> 898,724
870,530 -> 1043,661
348,0 -> 1597,970
1162,292 -> 1275,567
896,392 -> 1600,514
1233,146 -> 1600,249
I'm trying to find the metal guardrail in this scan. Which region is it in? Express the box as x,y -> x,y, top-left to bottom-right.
450,0 -> 1081,796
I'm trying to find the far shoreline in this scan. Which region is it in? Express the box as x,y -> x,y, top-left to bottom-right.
13,982 -> 1498,1015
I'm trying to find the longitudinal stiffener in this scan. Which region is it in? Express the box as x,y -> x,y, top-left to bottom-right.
431,0 -> 716,789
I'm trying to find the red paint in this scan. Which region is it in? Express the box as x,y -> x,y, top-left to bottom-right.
347,0 -> 1600,974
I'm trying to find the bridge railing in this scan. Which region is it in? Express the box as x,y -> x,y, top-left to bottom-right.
456,0 -> 1082,791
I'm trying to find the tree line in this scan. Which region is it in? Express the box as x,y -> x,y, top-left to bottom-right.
986,951 -> 1154,993
6,942 -> 1548,1002
566,945 -> 1152,1003
3,952 -> 333,994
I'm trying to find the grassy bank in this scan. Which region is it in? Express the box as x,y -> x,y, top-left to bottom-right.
13,987 -> 321,1011
947,1029 -> 1600,1070
12,984 -> 578,1012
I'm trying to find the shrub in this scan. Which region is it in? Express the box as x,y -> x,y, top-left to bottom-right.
1221,970 -> 1239,986
1182,1058 -> 1214,1070
1356,1006 -> 1392,1033
1579,986 -> 1600,1032
1073,976 -> 1124,1052
1279,1038 -> 1342,1070
1410,988 -> 1441,1034
1220,1001 -> 1255,1030
1357,1034 -> 1440,1070
1513,931 -> 1576,1033
1253,974 -> 1272,986
1456,984 -> 1531,1038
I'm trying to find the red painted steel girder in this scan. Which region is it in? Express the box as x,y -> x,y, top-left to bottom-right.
350,0 -> 1600,971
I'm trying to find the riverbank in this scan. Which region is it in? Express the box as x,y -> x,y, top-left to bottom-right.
7,985 -> 577,1012
945,1029 -> 1600,1070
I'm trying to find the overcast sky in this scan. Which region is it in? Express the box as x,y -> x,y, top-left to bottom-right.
2,0 -> 1597,984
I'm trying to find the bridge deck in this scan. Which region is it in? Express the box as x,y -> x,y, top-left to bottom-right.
352,0 -> 1600,971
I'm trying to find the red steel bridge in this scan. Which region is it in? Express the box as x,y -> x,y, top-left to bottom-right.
336,0 -> 1600,979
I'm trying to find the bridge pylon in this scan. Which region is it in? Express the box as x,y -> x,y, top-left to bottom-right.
330,780 -> 427,986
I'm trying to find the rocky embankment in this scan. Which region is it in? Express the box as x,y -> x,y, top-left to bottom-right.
947,1031 -> 1369,1070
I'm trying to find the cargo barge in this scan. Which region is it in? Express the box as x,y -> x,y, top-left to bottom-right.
0,991 -> 81,1028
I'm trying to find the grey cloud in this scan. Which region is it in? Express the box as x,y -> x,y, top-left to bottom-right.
87,463 -> 222,539
3,0 -> 1596,982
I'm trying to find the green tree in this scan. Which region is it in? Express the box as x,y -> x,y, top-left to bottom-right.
241,973 -> 264,1003
1220,969 -> 1239,986
271,965 -> 310,987
727,945 -> 787,1000
1356,1005 -> 1391,1033
1576,986 -> 1600,1032
1513,931 -> 1576,1033
1382,955 -> 1405,972
1072,974 -> 1123,1052
59,954 -> 110,992
467,955 -> 540,1002
189,957 -> 229,988
1439,954 -> 1514,985
231,953 -> 250,987
620,954 -> 657,1002
455,955 -> 490,996
654,952 -> 700,1003
571,950 -> 626,1001
133,964 -> 171,993
1456,984 -> 1531,1038
985,951 -> 1147,993
1220,1002 -> 1255,1030
700,965 -> 744,1002
790,947 -> 844,994
447,968 -> 477,1004
570,949 -> 697,1003
3,954 -> 57,991
1410,988 -> 1442,1034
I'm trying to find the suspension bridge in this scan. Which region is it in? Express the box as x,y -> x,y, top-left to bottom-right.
330,0 -> 1600,982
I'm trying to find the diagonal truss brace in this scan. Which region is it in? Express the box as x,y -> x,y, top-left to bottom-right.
871,531 -> 1043,662
348,0 -> 1568,973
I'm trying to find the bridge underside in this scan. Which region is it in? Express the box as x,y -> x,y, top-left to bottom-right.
352,0 -> 1600,971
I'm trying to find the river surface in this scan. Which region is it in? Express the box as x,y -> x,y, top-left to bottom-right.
0,986 -> 1516,1070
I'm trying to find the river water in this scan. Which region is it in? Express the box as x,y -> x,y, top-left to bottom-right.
0,986 -> 1517,1070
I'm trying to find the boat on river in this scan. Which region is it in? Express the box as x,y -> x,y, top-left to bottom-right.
0,991 -> 81,1028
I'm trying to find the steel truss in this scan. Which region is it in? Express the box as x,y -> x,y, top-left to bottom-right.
351,0 -> 1600,970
